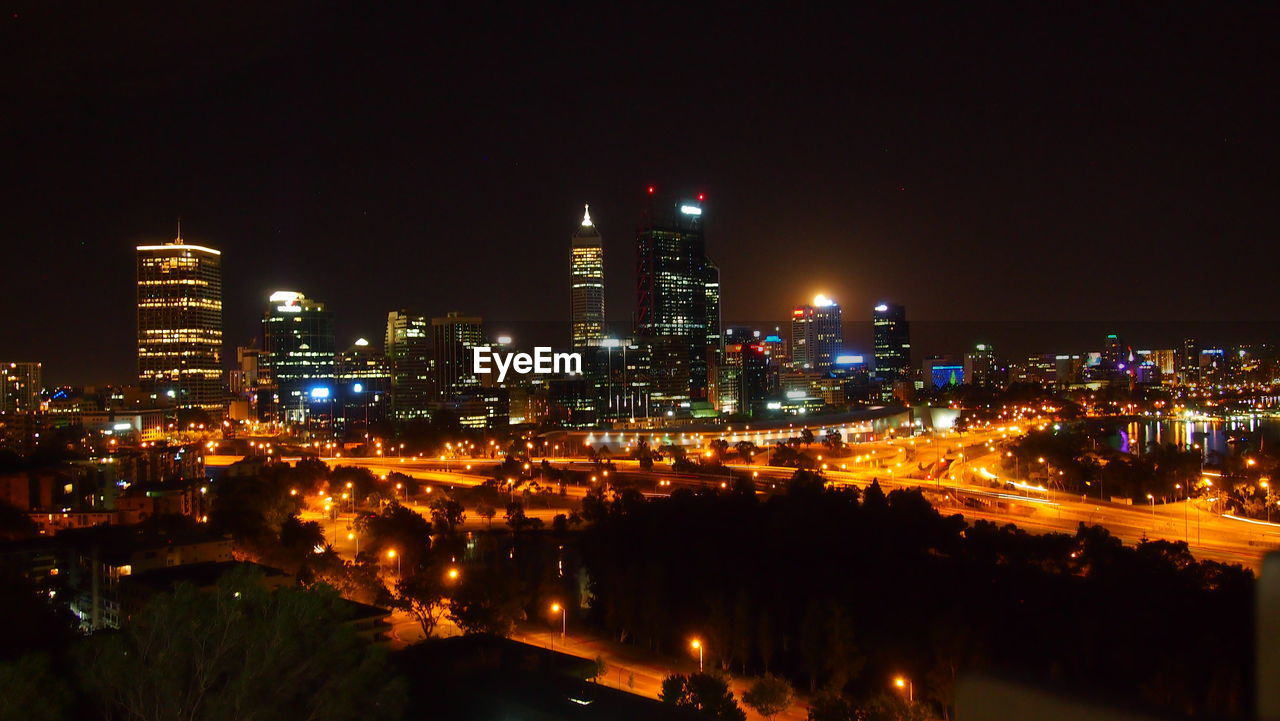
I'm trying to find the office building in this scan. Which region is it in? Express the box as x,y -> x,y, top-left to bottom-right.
136,233 -> 224,410
261,291 -> 335,421
964,344 -> 997,386
570,205 -> 606,348
791,295 -> 843,371
385,310 -> 435,419
1180,338 -> 1201,385
635,192 -> 720,405
432,312 -> 483,398
336,338 -> 391,430
0,362 -> 42,414
872,302 -> 910,383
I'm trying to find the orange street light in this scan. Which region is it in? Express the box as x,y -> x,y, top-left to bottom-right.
386,548 -> 400,576
691,638 -> 704,672
894,675 -> 913,702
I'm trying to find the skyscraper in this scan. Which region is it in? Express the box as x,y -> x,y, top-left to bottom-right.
136,232 -> 224,410
261,291 -> 335,420
635,192 -> 720,404
791,295 -> 843,371
872,302 -> 910,383
0,362 -> 42,414
432,312 -> 483,398
964,343 -> 997,386
570,205 -> 605,348
336,337 -> 391,430
385,310 -> 435,419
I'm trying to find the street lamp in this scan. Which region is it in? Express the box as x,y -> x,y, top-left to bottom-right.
1147,493 -> 1155,519
551,602 -> 566,644
894,675 -> 914,702
446,566 -> 460,582
386,548 -> 400,576
347,531 -> 359,557
690,638 -> 703,672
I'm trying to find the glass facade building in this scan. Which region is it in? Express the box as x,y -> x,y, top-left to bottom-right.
635,197 -> 720,404
872,302 -> 911,383
385,310 -> 435,419
261,291 -> 335,421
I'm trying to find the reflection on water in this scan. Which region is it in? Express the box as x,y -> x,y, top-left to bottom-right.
1106,418 -> 1280,458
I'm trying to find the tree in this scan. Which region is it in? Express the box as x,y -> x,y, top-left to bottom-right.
659,673 -> 747,721
734,440 -> 760,463
428,496 -> 466,536
0,501 -> 38,541
0,653 -> 71,721
807,688 -> 858,721
361,502 -> 433,569
395,567 -> 448,637
447,565 -> 524,636
75,567 -> 405,721
505,500 -> 530,533
800,428 -> 815,445
475,502 -> 497,528
743,674 -> 793,720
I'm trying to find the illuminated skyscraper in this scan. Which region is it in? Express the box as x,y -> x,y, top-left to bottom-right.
791,295 -> 843,371
872,302 -> 910,383
385,310 -> 435,419
570,205 -> 605,348
0,362 -> 42,414
261,291 -> 335,420
136,232 -> 224,410
432,312 -> 483,398
635,192 -> 720,404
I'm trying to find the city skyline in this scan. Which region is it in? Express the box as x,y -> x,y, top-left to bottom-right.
3,4 -> 1278,384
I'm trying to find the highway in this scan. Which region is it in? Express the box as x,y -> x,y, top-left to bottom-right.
208,423 -> 1280,570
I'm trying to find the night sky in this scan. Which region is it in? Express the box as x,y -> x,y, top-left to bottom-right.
3,3 -> 1277,385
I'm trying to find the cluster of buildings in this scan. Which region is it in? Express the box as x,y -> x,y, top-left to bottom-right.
4,190 -> 1280,452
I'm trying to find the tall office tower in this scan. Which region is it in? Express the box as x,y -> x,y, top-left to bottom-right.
872,302 -> 911,383
261,291 -> 335,420
432,312 -> 483,398
0,362 -> 42,414
336,338 -> 391,429
791,294 -> 843,371
718,343 -> 769,417
1180,338 -> 1201,385
385,310 -> 435,419
964,343 -> 997,386
136,232 -> 224,410
635,191 -> 720,404
570,205 -> 606,348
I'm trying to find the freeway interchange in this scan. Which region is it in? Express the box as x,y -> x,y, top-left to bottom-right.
247,423 -> 1280,571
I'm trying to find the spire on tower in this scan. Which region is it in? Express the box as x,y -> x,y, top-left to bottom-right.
581,204 -> 593,227
176,218 -> 183,244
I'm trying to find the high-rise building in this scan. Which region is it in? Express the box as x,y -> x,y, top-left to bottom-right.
1180,338 -> 1201,385
385,310 -> 435,419
0,362 -> 42,414
570,205 -> 606,348
136,233 -> 224,410
432,312 -> 483,398
872,302 -> 911,383
336,338 -> 391,430
261,291 -> 335,420
635,192 -> 720,404
964,343 -> 997,386
719,343 -> 769,416
791,295 -> 843,371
